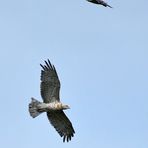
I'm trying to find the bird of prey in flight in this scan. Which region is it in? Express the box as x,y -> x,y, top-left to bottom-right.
29,59 -> 75,142
87,0 -> 112,8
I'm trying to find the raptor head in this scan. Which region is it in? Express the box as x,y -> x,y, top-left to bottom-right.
62,104 -> 70,110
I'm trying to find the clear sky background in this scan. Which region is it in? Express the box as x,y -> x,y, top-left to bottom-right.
0,0 -> 148,147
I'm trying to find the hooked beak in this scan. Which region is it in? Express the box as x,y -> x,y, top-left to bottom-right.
63,105 -> 70,109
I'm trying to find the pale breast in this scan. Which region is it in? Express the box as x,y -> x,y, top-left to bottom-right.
47,102 -> 63,110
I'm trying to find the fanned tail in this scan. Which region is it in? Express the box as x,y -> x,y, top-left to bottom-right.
29,98 -> 42,118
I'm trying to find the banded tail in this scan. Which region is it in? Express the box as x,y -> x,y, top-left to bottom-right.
29,98 -> 42,118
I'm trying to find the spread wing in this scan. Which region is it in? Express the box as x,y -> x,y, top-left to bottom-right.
47,111 -> 75,142
87,0 -> 112,8
40,59 -> 60,103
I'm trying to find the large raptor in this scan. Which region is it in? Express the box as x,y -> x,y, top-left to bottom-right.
29,59 -> 75,142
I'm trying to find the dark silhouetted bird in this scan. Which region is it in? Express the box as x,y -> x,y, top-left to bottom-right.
87,0 -> 112,8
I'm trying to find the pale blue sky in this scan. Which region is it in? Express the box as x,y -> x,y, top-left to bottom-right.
0,0 -> 148,147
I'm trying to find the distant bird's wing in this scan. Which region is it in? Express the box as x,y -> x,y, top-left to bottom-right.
87,0 -> 112,8
47,111 -> 75,142
40,59 -> 60,103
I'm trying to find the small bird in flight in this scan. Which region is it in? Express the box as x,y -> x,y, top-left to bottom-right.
29,59 -> 75,142
87,0 -> 112,8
